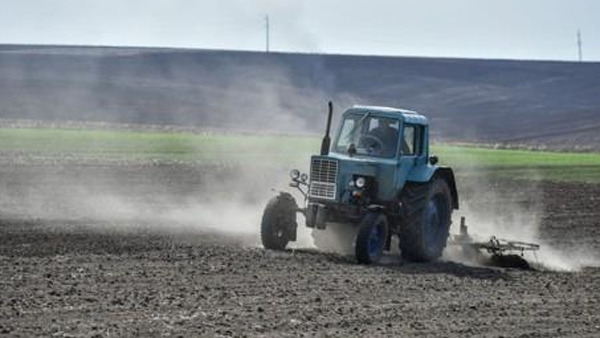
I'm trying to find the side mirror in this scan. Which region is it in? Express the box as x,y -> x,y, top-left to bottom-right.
429,156 -> 439,165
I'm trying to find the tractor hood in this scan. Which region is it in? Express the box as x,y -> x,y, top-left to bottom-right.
308,153 -> 397,203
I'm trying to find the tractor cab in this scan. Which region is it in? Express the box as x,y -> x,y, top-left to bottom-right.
305,106 -> 437,214
332,105 -> 428,161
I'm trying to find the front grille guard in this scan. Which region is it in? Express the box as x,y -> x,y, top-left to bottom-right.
308,158 -> 338,201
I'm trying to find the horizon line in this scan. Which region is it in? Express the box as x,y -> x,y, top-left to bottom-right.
1,42 -> 597,65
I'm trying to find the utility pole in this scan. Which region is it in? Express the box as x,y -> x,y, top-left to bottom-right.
265,15 -> 270,53
577,29 -> 582,62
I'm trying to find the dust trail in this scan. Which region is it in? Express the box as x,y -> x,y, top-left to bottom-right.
0,127 -> 321,249
444,152 -> 598,271
0,49 -> 359,245
1,42 -> 372,250
74,189 -> 316,249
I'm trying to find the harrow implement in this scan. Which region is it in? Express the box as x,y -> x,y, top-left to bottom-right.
449,217 -> 540,269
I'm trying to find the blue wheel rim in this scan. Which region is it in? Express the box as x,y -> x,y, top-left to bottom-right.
425,195 -> 447,249
368,220 -> 385,257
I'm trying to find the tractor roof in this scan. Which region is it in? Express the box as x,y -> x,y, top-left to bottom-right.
346,105 -> 428,125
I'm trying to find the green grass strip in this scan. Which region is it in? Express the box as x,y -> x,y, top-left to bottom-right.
1,127 -> 599,182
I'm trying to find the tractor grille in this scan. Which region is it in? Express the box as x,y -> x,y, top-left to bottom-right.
309,158 -> 338,200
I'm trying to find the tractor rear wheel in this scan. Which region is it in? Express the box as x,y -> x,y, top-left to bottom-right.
355,212 -> 389,264
399,178 -> 453,262
261,193 -> 298,250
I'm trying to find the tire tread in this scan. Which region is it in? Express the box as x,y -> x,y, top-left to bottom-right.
399,179 -> 452,262
261,193 -> 297,250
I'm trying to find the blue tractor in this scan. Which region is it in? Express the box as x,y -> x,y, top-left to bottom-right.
261,102 -> 459,264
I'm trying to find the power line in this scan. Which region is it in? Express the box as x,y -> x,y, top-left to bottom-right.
265,15 -> 270,53
577,29 -> 582,62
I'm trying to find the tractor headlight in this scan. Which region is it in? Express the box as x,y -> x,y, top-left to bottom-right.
300,173 -> 308,182
355,177 -> 366,188
290,169 -> 300,180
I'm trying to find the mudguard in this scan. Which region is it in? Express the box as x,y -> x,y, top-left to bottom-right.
407,165 -> 459,209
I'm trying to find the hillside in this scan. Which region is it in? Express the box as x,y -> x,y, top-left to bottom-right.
1,44 -> 599,150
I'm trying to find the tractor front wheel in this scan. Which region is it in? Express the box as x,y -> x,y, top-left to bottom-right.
355,212 -> 389,264
261,193 -> 298,250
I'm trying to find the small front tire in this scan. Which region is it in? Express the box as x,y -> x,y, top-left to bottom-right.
261,193 -> 298,250
355,212 -> 389,264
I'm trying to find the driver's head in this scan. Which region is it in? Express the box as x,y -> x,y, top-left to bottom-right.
381,119 -> 396,129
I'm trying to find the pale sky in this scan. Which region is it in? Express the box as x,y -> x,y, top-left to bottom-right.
0,0 -> 598,61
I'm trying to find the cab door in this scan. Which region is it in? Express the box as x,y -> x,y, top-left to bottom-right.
397,123 -> 424,188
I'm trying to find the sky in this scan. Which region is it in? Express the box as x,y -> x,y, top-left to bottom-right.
0,0 -> 598,62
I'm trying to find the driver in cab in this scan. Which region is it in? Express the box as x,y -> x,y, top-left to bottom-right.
363,119 -> 398,157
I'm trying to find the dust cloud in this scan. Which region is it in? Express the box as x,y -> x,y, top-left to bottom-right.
0,124 -> 324,249
446,152 -> 598,271
0,46 -> 363,250
0,46 -> 366,136
0,159 -> 310,246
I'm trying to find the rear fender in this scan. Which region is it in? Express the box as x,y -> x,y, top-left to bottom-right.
406,166 -> 459,210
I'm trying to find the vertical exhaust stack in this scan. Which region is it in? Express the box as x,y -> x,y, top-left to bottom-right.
320,101 -> 334,156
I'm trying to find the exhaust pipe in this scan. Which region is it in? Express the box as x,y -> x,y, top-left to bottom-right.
320,101 -> 333,156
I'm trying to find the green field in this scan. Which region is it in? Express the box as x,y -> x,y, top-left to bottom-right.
1,127 -> 599,183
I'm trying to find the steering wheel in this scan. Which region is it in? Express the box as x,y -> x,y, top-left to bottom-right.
358,134 -> 385,154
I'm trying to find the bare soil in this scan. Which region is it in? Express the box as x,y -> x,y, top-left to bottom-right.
1,164 -> 600,337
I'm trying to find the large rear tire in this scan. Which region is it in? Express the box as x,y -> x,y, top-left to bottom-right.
261,193 -> 298,250
399,178 -> 453,262
355,212 -> 389,264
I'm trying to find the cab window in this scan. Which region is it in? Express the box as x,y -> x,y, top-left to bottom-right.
402,124 -> 421,156
333,114 -> 399,158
